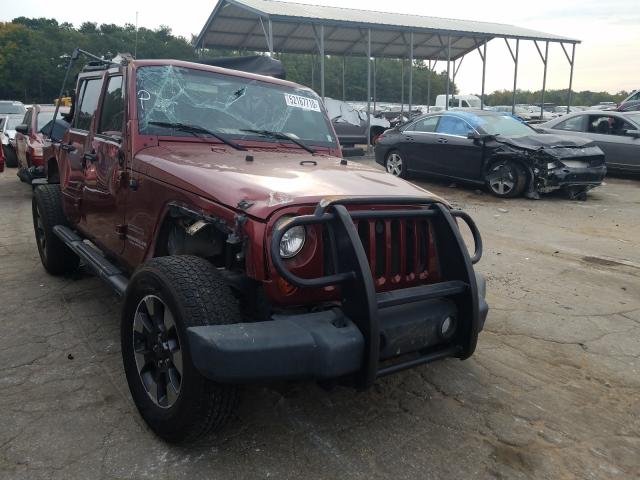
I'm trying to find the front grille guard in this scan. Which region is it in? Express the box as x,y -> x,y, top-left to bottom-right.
270,197 -> 483,388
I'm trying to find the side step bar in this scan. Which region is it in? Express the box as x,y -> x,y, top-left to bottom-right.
53,225 -> 128,296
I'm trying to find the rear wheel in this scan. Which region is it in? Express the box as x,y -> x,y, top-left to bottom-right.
385,150 -> 407,178
3,146 -> 17,168
485,161 -> 527,198
32,184 -> 80,275
122,256 -> 240,443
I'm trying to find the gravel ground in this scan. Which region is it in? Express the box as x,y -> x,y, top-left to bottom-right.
0,163 -> 638,480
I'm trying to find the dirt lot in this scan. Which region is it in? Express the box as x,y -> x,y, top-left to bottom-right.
0,163 -> 638,480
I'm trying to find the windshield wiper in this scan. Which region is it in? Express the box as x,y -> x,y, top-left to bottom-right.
241,129 -> 316,155
148,121 -> 246,151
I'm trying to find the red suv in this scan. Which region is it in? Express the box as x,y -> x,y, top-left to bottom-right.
14,104 -> 69,182
32,52 -> 488,443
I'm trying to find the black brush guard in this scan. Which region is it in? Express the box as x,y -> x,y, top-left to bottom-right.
267,197 -> 483,388
187,197 -> 485,388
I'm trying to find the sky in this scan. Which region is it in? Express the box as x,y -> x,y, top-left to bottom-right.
1,0 -> 638,95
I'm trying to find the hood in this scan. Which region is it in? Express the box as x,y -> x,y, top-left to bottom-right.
134,143 -> 446,219
496,133 -> 595,151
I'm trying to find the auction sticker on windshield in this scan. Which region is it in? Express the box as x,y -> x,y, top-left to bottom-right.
284,93 -> 320,112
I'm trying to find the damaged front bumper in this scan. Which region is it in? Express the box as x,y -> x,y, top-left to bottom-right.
536,162 -> 607,194
187,273 -> 488,383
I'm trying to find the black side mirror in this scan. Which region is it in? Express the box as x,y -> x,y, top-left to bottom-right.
15,124 -> 29,135
625,129 -> 640,138
467,131 -> 481,140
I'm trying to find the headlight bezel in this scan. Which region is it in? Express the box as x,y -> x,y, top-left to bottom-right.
275,216 -> 306,259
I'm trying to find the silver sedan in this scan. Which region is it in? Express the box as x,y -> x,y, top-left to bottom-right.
539,111 -> 640,173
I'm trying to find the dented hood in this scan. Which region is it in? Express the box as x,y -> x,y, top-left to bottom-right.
496,133 -> 596,151
134,144 -> 446,219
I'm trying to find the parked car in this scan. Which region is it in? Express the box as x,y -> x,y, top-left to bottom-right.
0,102 -> 26,168
492,105 -> 534,121
435,94 -> 481,109
14,104 -> 69,182
324,97 -> 390,145
33,52 -> 488,443
539,111 -> 640,173
618,89 -> 639,110
375,110 -> 606,199
617,100 -> 640,112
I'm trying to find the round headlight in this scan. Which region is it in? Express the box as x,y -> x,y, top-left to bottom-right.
276,217 -> 306,258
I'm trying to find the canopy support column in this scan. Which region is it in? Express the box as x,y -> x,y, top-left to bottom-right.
259,17 -> 274,54
505,38 -> 519,114
477,43 -> 487,110
342,56 -> 346,101
561,43 -> 576,113
427,60 -> 431,113
367,28 -> 372,150
400,59 -> 405,113
373,58 -> 377,113
408,32 -> 414,117
535,40 -> 549,119
445,35 -> 451,110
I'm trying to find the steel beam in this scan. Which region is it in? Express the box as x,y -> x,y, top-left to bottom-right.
342,56 -> 346,101
505,38 -> 520,114
409,32 -> 414,117
367,28 -> 372,150
320,25 -> 325,99
561,42 -> 576,113
535,40 -> 549,119
445,35 -> 451,110
479,43 -> 487,109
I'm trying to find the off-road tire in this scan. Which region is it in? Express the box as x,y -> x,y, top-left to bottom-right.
32,184 -> 80,275
121,256 -> 240,443
485,160 -> 527,198
3,145 -> 18,168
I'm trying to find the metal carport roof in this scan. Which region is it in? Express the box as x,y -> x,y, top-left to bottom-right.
194,0 -> 580,59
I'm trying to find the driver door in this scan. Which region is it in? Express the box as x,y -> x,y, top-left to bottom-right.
81,73 -> 128,256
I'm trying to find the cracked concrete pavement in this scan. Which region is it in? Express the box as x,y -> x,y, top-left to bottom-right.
0,165 -> 638,479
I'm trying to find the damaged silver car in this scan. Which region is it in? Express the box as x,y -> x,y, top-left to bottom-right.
374,110 -> 606,199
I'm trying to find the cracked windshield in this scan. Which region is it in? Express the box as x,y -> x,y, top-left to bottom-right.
136,65 -> 337,147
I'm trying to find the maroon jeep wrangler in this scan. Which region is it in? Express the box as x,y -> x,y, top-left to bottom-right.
32,53 -> 488,443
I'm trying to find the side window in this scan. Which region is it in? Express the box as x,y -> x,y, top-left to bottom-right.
99,76 -> 124,137
75,78 -> 103,131
611,118 -> 635,136
554,115 -> 584,132
588,115 -> 613,135
630,91 -> 640,102
408,116 -> 439,133
461,100 -> 470,108
436,116 -> 473,136
22,110 -> 33,132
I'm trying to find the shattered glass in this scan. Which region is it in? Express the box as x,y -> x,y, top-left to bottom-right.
136,65 -> 337,146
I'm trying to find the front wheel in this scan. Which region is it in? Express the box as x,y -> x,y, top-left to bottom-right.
485,161 -> 527,198
385,150 -> 407,178
121,256 -> 240,443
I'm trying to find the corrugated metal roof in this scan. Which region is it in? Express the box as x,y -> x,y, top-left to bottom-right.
196,0 -> 580,59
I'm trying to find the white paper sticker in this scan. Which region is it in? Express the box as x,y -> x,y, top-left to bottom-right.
284,93 -> 320,112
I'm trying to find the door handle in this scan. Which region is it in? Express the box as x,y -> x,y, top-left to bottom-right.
405,136 -> 415,141
60,142 -> 76,152
437,137 -> 448,144
83,152 -> 97,162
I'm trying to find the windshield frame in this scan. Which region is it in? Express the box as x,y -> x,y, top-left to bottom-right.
133,63 -> 338,149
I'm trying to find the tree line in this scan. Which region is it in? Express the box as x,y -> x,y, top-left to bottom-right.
0,18 -> 629,107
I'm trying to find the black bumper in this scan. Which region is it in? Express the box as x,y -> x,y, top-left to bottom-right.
188,273 -> 488,384
543,164 -> 607,190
